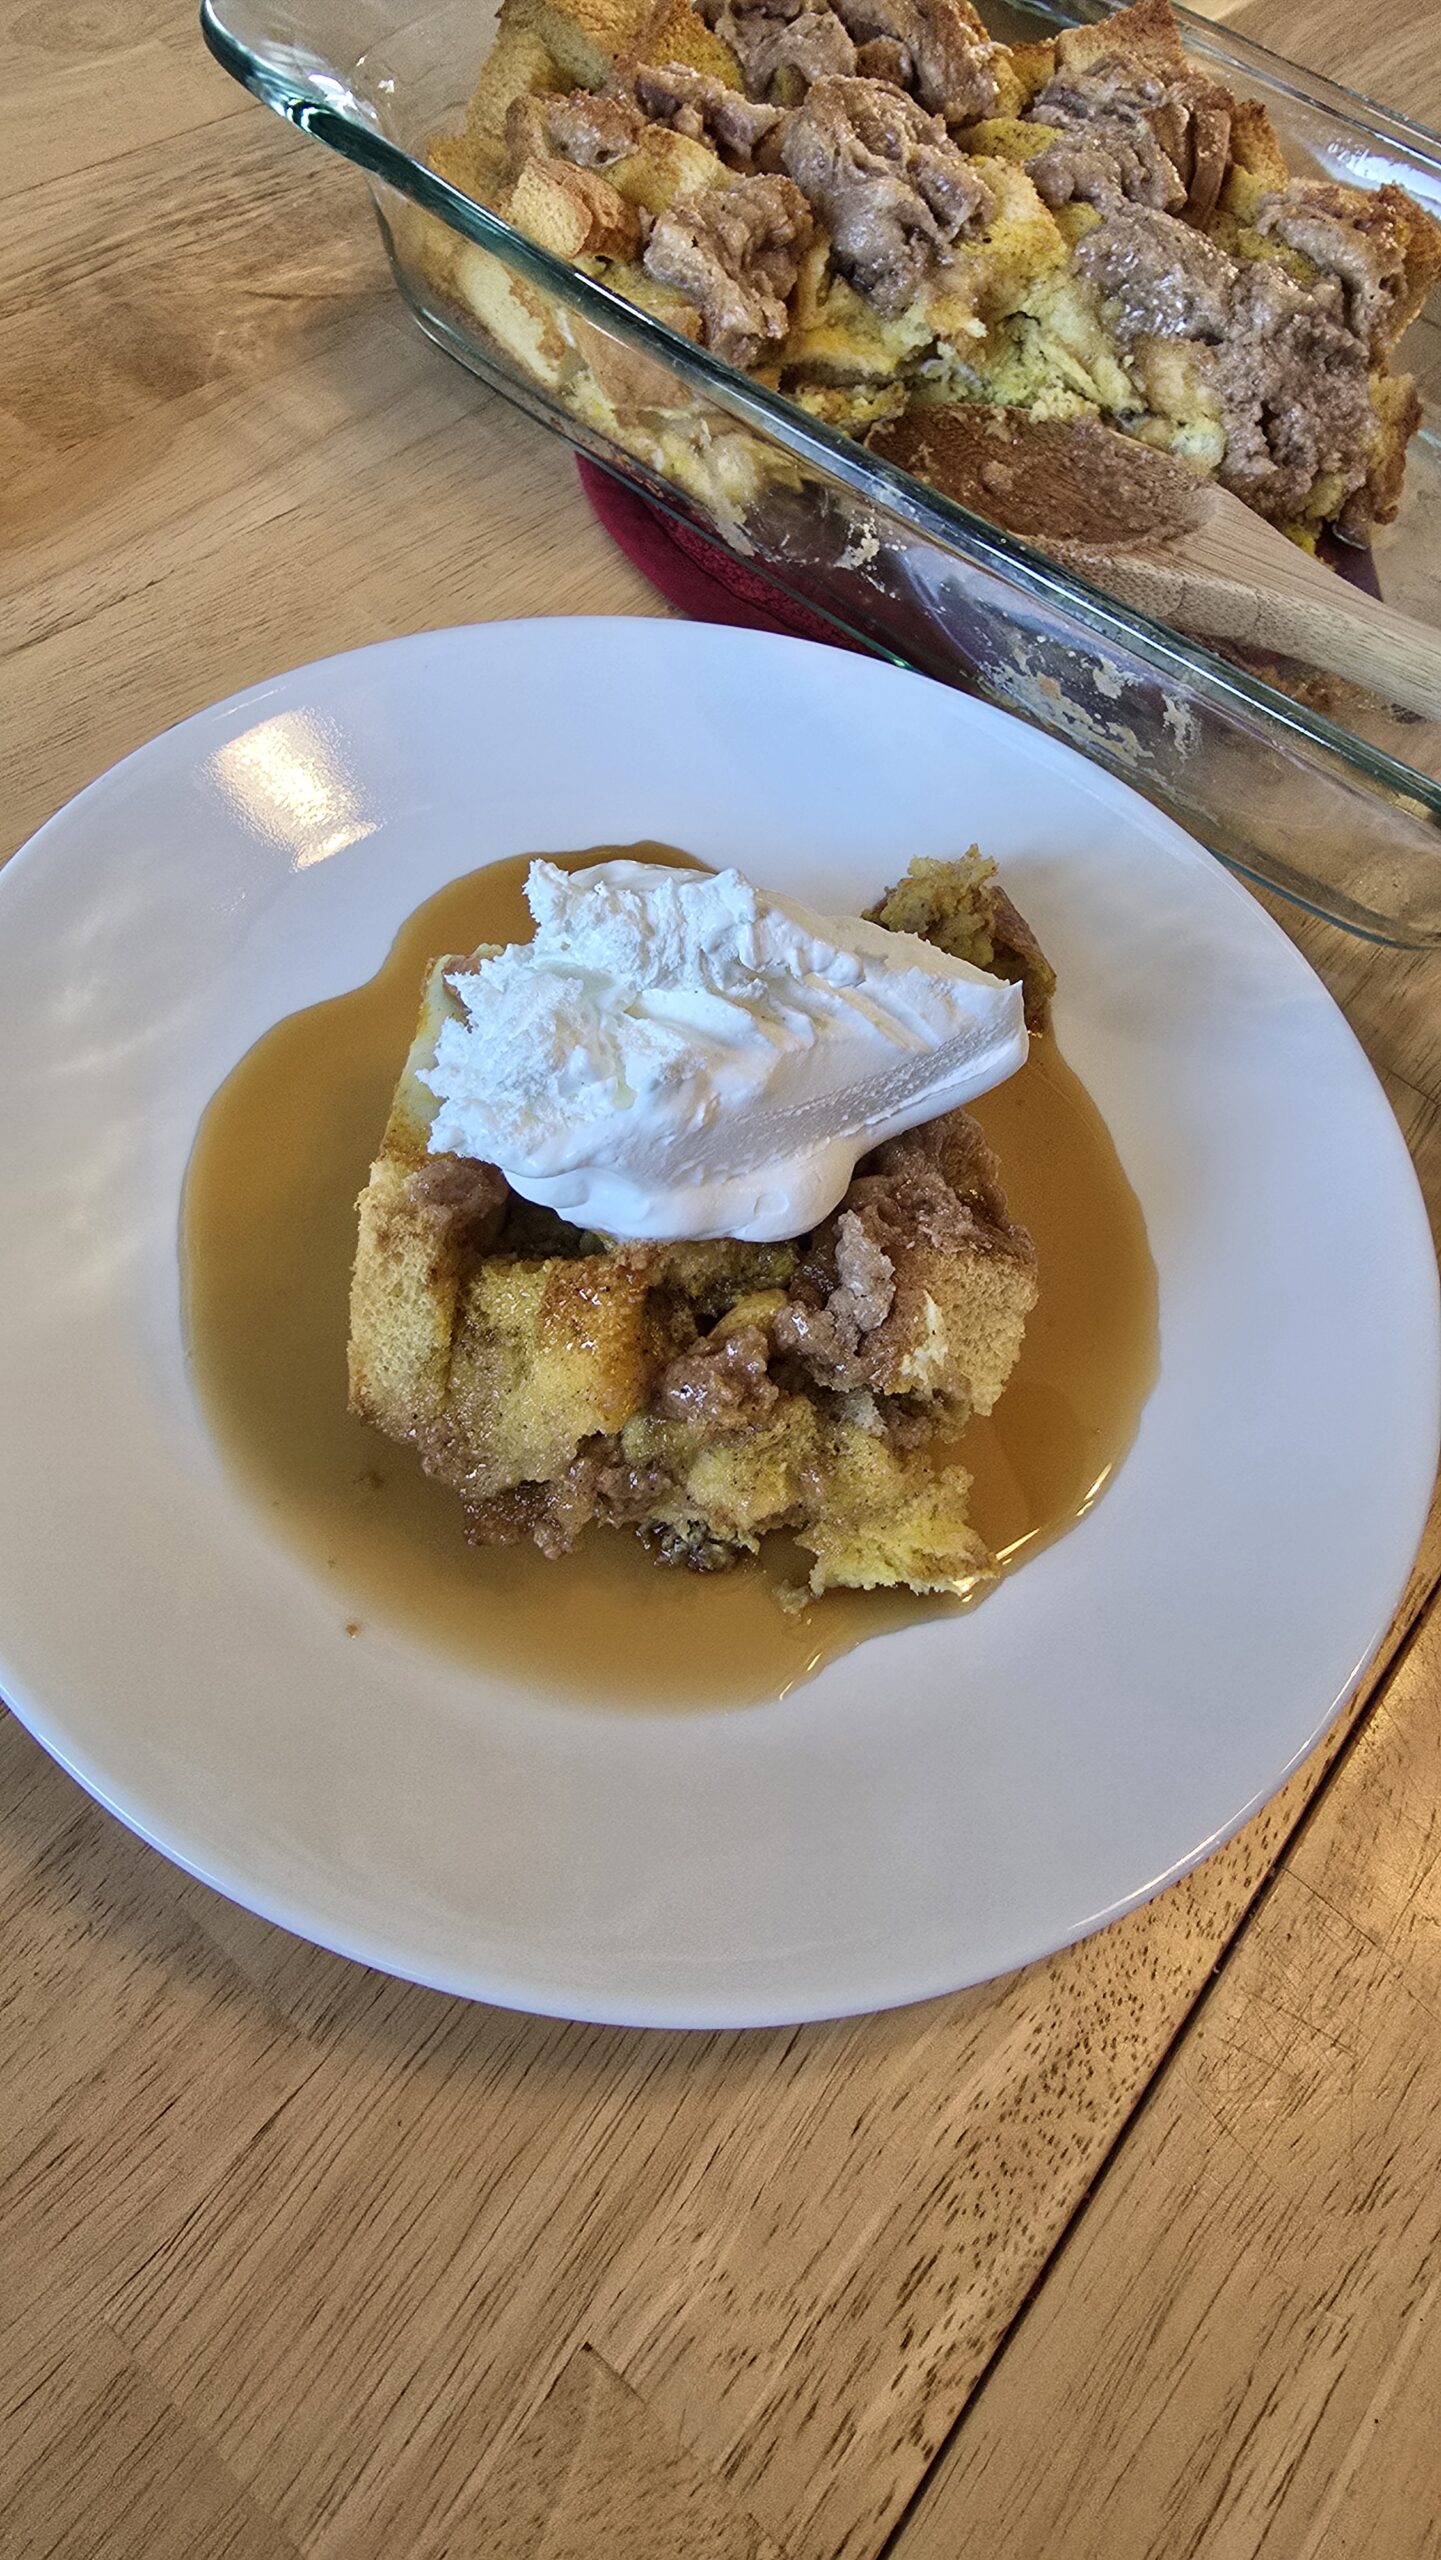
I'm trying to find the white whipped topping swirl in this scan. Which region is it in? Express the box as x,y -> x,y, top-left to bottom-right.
421,859 -> 1027,1242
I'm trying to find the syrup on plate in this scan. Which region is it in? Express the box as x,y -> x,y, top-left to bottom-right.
183,849 -> 1157,1706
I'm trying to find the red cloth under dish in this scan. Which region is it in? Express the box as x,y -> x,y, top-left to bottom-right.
576,456 -> 868,650
579,454 -> 1384,628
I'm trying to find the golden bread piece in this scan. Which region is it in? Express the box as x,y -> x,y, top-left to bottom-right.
782,268 -> 934,392
427,127 -> 509,204
505,0 -> 739,91
603,122 -> 729,211
445,1254 -> 664,1494
509,156 -> 646,258
929,153 -> 1071,332
868,845 -> 1055,1029
801,1422 -> 993,1596
444,240 -> 578,387
1002,38 -> 1059,110
773,1108 -> 1037,1414
349,856 -> 1045,1600
1052,0 -> 1185,78
464,19 -> 567,143
1222,95 -> 1290,196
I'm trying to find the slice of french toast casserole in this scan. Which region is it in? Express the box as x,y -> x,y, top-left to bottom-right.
349,851 -> 1052,1601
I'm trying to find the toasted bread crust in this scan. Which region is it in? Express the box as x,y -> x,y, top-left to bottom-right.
1054,0 -> 1186,77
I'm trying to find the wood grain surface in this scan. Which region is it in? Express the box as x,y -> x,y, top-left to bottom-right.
4,3 -> 1441,2555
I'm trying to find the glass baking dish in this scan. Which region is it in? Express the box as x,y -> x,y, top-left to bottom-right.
202,0 -> 1441,943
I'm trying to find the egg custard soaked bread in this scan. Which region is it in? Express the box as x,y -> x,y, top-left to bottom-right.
349,853 -> 1048,1602
416,0 -> 1441,551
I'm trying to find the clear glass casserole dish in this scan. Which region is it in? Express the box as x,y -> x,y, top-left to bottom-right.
202,0 -> 1441,943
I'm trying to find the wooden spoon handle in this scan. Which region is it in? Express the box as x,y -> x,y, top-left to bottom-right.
1082,508 -> 1441,723
869,407 -> 1441,722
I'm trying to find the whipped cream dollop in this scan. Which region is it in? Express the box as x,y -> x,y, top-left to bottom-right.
421,860 -> 1028,1242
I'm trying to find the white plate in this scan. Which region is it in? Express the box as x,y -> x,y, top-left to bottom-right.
1,620 -> 1436,2027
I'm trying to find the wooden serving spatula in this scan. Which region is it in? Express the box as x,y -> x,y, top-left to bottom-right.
871,406 -> 1441,723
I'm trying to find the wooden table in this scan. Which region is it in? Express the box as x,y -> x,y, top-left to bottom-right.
5,4 -> 1441,2552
